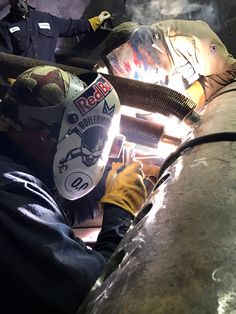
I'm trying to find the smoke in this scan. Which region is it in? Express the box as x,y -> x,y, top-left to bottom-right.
126,0 -> 222,31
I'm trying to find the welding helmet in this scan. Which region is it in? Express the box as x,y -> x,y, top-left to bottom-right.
102,22 -> 172,85
4,65 -> 121,200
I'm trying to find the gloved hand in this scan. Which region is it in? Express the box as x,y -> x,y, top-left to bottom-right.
98,11 -> 111,24
7,78 -> 16,86
100,161 -> 147,217
88,11 -> 111,32
186,80 -> 206,111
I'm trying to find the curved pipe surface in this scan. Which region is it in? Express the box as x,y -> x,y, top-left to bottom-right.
77,82 -> 236,314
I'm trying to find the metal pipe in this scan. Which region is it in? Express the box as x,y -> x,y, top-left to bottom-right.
0,52 -> 89,78
0,52 -> 198,123
120,115 -> 164,148
77,82 -> 236,313
55,53 -> 97,70
120,115 -> 182,148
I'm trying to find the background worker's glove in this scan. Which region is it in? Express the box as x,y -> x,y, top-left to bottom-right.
185,80 -> 206,111
100,161 -> 147,217
98,11 -> 111,24
7,78 -> 16,86
89,11 -> 111,31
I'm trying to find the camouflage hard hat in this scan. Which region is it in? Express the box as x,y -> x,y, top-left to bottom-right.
2,65 -> 122,201
4,65 -> 86,128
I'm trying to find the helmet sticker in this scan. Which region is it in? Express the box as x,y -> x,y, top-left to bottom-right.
74,76 -> 113,116
65,172 -> 93,196
58,125 -> 107,169
67,112 -> 112,137
53,73 -> 121,200
102,100 -> 115,116
79,126 -> 107,167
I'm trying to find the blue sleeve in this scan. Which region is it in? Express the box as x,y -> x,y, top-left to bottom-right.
0,23 -> 13,53
51,14 -> 93,37
0,168 -> 131,313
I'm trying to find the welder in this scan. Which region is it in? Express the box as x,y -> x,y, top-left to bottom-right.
0,65 -> 152,313
99,19 -> 236,112
0,0 -> 111,62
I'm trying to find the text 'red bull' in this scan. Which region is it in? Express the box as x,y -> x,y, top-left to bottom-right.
74,77 -> 112,116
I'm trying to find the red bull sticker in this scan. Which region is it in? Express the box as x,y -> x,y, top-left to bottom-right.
65,171 -> 93,195
74,77 -> 113,116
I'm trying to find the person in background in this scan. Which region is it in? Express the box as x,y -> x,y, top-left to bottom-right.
98,19 -> 236,112
0,65 -> 150,313
0,0 -> 111,62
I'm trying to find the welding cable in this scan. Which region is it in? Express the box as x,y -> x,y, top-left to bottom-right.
157,132 -> 236,180
0,52 -> 199,123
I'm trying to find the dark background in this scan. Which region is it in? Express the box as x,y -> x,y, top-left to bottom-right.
0,0 -> 236,65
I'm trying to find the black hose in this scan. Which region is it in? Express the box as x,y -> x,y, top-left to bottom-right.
0,52 -> 199,122
157,132 -> 236,180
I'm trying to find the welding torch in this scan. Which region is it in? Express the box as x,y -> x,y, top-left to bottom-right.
109,135 -> 161,184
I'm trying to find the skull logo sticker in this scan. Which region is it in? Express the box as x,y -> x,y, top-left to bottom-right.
79,126 -> 107,167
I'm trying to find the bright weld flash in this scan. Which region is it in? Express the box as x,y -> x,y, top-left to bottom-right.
120,107 -> 192,160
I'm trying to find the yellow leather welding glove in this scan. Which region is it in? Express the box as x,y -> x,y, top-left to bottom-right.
7,78 -> 16,86
88,11 -> 111,31
100,161 -> 147,216
186,80 -> 206,111
142,163 -> 160,177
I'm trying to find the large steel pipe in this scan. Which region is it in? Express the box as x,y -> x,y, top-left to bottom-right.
77,83 -> 236,314
0,52 -> 198,122
55,53 -> 96,70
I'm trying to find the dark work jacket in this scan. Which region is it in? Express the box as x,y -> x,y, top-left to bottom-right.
0,133 -> 132,314
0,6 -> 93,62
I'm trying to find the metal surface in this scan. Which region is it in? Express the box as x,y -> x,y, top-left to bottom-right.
77,82 -> 236,313
120,115 -> 164,148
0,52 -> 197,122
